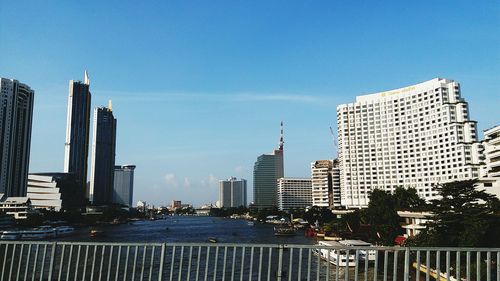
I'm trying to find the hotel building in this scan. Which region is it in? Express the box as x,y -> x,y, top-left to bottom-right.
0,78 -> 34,197
277,178 -> 312,211
337,78 -> 482,208
219,177 -> 247,208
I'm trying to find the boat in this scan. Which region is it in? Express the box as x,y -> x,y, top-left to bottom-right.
55,226 -> 75,237
21,229 -> 51,240
89,229 -> 106,238
274,225 -> 296,237
208,237 -> 218,243
247,221 -> 254,226
317,240 -> 356,267
339,240 -> 376,262
1,230 -> 22,240
38,226 -> 57,238
324,235 -> 342,241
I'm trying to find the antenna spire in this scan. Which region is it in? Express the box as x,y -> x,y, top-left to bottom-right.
279,121 -> 284,151
84,70 -> 90,85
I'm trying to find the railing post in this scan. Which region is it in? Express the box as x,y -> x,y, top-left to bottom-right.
276,244 -> 284,281
403,246 -> 410,281
158,243 -> 166,281
47,242 -> 57,281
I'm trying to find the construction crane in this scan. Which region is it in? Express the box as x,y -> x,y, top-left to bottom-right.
329,126 -> 338,159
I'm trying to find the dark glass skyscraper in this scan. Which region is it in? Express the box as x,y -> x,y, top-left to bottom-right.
253,122 -> 284,209
64,71 -> 91,201
0,78 -> 34,197
89,103 -> 117,205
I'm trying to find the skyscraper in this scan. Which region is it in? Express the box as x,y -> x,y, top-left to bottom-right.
0,78 -> 34,197
89,103 -> 117,205
311,159 -> 342,209
219,177 -> 247,208
253,122 -> 284,209
337,78 -> 482,208
112,165 -> 136,207
64,71 -> 91,199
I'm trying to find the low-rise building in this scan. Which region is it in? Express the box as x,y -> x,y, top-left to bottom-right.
277,178 -> 312,211
0,197 -> 34,219
397,210 -> 433,237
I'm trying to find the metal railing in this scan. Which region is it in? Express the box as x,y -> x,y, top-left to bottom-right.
0,241 -> 499,280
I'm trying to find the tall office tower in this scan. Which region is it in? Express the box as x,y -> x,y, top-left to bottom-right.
64,71 -> 91,198
337,78 -> 482,208
277,178 -> 312,211
112,165 -> 136,207
89,103 -> 117,205
253,122 -> 284,209
219,177 -> 247,208
0,78 -> 34,197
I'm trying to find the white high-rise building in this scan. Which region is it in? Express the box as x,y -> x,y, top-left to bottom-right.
219,177 -> 247,208
337,78 -> 482,208
0,78 -> 34,198
277,178 -> 312,211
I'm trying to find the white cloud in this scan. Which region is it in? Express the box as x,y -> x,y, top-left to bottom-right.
164,173 -> 178,188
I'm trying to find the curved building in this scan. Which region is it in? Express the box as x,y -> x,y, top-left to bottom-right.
337,78 -> 481,208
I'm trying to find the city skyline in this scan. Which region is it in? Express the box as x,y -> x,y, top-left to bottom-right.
1,1 -> 499,206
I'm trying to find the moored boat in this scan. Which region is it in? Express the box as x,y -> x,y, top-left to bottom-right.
208,237 -> 218,243
55,226 -> 75,237
1,230 -> 22,240
274,225 -> 296,236
90,229 -> 106,238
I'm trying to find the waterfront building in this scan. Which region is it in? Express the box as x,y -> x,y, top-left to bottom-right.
311,159 -> 341,208
171,200 -> 181,210
0,78 -> 34,197
475,125 -> 500,198
27,173 -> 84,211
337,78 -> 482,208
64,71 -> 92,199
219,177 -> 247,208
112,165 -> 136,207
253,122 -> 284,209
0,197 -> 34,219
397,210 -> 433,237
277,178 -> 312,211
89,103 -> 117,205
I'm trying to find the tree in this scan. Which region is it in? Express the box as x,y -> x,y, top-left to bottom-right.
409,180 -> 500,247
393,187 -> 427,210
364,189 -> 402,245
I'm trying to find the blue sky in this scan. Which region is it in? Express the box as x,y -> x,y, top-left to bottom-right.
1,1 -> 499,206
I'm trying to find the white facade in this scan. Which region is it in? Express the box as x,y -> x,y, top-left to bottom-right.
481,126 -> 500,178
397,211 -> 433,237
27,174 -> 63,211
219,177 -> 247,208
337,78 -> 481,208
277,178 -> 312,211
311,160 -> 341,208
0,197 -> 34,219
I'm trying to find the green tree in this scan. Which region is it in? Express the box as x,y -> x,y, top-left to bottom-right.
409,180 -> 500,247
393,186 -> 427,210
364,189 -> 401,245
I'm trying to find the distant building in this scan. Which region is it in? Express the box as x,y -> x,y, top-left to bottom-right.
277,178 -> 312,211
0,77 -> 34,197
64,71 -> 92,199
112,165 -> 136,207
219,177 -> 247,208
137,200 -> 146,210
89,103 -> 117,205
253,122 -> 284,209
311,160 -> 341,208
337,78 -> 482,208
27,173 -> 84,211
171,200 -> 181,209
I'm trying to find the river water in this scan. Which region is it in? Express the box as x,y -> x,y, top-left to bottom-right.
61,216 -> 316,244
